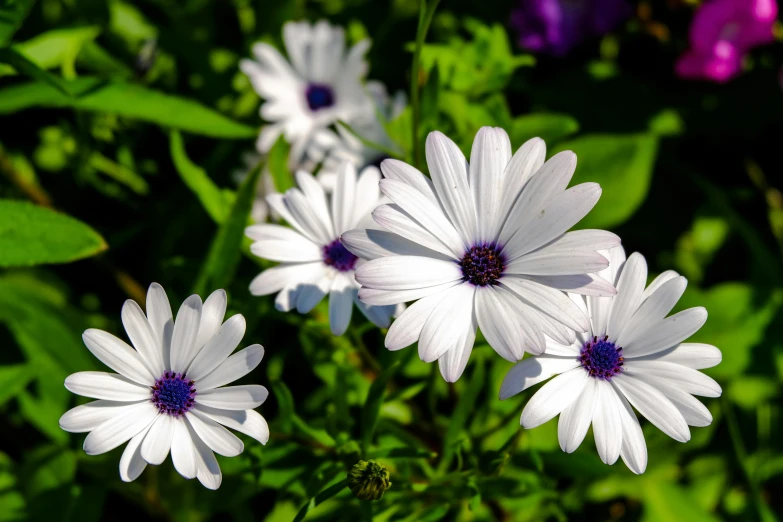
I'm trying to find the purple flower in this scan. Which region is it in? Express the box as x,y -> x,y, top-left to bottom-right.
510,0 -> 632,56
676,0 -> 778,83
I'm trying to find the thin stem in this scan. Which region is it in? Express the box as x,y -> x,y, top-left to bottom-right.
0,143 -> 53,207
410,0 -> 441,169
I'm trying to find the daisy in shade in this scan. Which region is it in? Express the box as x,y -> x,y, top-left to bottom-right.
343,127 -> 620,382
246,163 -> 399,335
500,247 -> 722,474
59,283 -> 269,490
240,20 -> 374,168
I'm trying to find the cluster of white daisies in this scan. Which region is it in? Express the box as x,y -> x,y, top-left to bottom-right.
59,20 -> 721,490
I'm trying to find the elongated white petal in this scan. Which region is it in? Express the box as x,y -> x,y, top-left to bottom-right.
357,280 -> 461,306
249,237 -> 322,263
475,285 -> 543,361
587,247 -> 627,337
538,229 -> 621,253
425,131 -> 476,244
119,422 -> 152,483
380,159 -> 438,204
83,402 -> 158,455
641,270 -> 680,302
60,400 -> 145,433
353,166 -> 382,225
613,374 -> 690,442
284,189 -> 333,245
372,204 -> 459,258
615,390 -> 647,474
141,414 -> 175,465
592,381 -> 623,465
65,372 -> 151,401
170,295 -> 203,374
332,162 -> 357,233
499,355 -> 581,400
82,329 -> 154,384
355,256 -> 463,291
615,276 -> 687,348
189,421 -> 222,490
662,386 -> 713,427
296,278 -> 331,313
340,229 -> 451,261
197,345 -> 265,391
606,252 -> 647,341
246,223 -> 309,242
558,378 -> 597,453
123,298 -> 166,375
623,360 -> 721,397
267,193 -> 320,244
437,315 -> 477,383
505,250 -> 609,276
249,262 -> 324,296
354,298 -> 397,329
297,169 -> 335,235
622,307 -> 708,358
497,137 -> 546,228
328,277 -> 354,336
384,290 -> 449,350
500,277 -> 589,332
636,343 -> 721,369
187,411 -> 244,457
187,315 -> 247,381
418,284 -> 475,363
196,385 -> 269,410
195,289 -> 227,353
470,127 -> 512,242
170,416 -> 198,479
520,368 -> 588,429
193,404 -> 270,445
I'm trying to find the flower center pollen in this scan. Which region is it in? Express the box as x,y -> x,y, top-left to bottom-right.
460,243 -> 504,286
151,372 -> 196,416
580,336 -> 624,380
306,83 -> 335,111
323,239 -> 358,272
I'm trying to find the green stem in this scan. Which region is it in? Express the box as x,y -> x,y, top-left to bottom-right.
410,0 -> 441,170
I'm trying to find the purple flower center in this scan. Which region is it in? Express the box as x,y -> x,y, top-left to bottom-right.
323,239 -> 358,272
460,243 -> 504,286
151,372 -> 196,416
580,336 -> 623,380
306,84 -> 335,111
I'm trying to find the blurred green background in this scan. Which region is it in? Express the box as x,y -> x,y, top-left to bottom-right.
1,0 -> 782,520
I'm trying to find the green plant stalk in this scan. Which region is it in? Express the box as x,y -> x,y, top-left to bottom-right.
410,0 -> 441,170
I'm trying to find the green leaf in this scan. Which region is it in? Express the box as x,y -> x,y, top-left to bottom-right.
727,376 -> 778,409
439,359 -> 485,471
509,113 -> 579,146
0,27 -> 102,81
0,200 -> 107,267
641,482 -> 720,522
554,133 -> 658,229
0,48 -> 72,97
0,0 -> 35,47
292,478 -> 348,522
170,130 -> 234,224
0,78 -> 257,138
360,362 -> 401,452
192,154 -> 261,295
0,364 -> 34,407
270,380 -> 294,433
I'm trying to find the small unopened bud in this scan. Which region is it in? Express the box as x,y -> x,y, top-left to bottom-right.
347,460 -> 391,501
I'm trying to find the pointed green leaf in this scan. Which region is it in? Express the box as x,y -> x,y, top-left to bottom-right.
360,362 -> 401,452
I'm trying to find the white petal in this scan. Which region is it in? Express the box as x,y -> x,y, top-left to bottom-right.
500,277 -> 589,332
83,402 -> 158,455
354,298 -> 397,329
354,256 -> 463,291
475,285 -> 543,361
332,162 -> 357,234
621,307 -> 708,358
425,131 -> 476,244
249,262 -> 324,296
65,371 -> 151,401
662,386 -> 713,427
497,137 -> 546,228
537,229 -> 621,253
641,270 -> 680,302
384,290 -> 449,350
505,250 -> 609,276
60,400 -> 145,433
119,422 -> 152,482
380,159 -> 438,205
82,329 -> 154,384
196,385 -> 269,410
284,189 -> 333,245
520,368 -> 588,429
418,283 -> 475,363
613,374 -> 690,442
187,315 -> 247,381
194,289 -> 227,354
615,276 -> 687,348
186,411 -> 244,457
623,360 -> 721,397
437,314 -> 477,383
295,170 -> 334,238
249,237 -> 322,263
357,280 -> 461,306
558,377 -> 597,453
340,229 -> 451,261
171,417 -> 198,479
296,278 -> 331,313
606,252 -> 647,341
470,127 -> 512,242
328,277 -> 354,335
123,297 -> 166,375
543,338 -> 581,356
353,166 -> 383,224
141,414 -> 175,465
499,355 -> 580,400
275,283 -> 302,312
503,182 -> 603,260
636,343 -> 721,369
197,345 -> 265,391
267,193 -> 321,244
522,301 -> 577,347
592,381 -> 623,465
170,295 -> 203,374
587,247 -> 627,337
193,404 -> 270,445
246,223 -> 308,242
615,391 -> 647,474
189,421 -> 222,490
380,179 -> 466,257
372,204 -> 460,258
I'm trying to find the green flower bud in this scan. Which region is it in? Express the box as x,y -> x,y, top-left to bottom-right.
347,460 -> 391,501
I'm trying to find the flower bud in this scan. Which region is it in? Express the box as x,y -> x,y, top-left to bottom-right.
347,460 -> 391,501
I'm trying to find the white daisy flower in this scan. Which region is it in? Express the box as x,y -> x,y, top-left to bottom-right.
342,127 -> 620,382
500,247 -> 722,474
59,283 -> 269,490
240,20 -> 373,168
246,163 -> 400,335
305,81 -> 406,191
